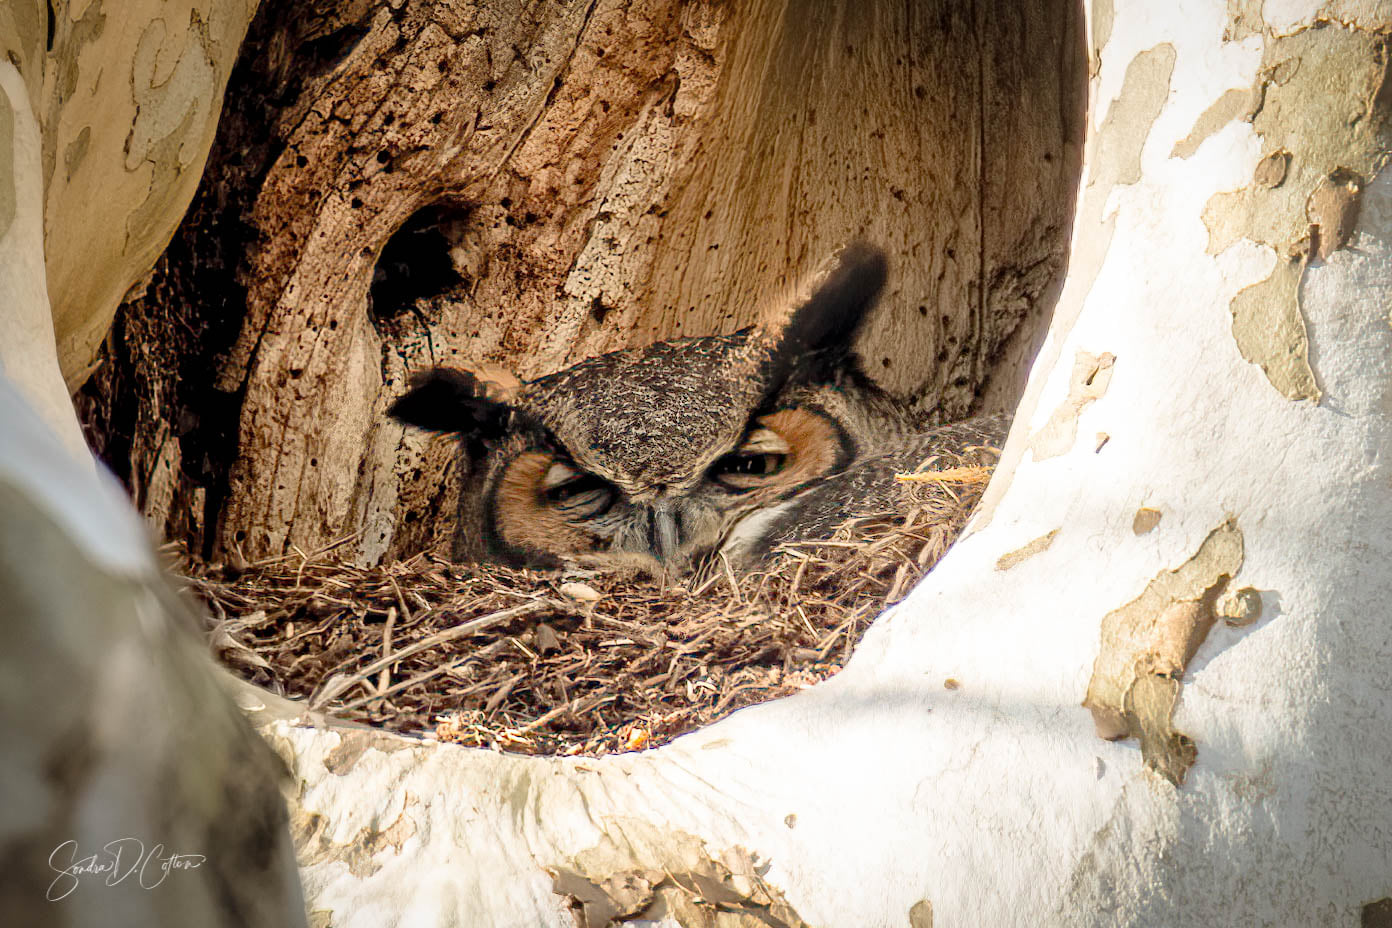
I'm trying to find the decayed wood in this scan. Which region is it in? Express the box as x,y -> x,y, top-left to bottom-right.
86,0 -> 1084,564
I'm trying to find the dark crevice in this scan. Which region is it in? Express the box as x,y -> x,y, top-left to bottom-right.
369,202 -> 471,325
589,296 -> 611,324
76,0 -> 383,560
298,21 -> 371,78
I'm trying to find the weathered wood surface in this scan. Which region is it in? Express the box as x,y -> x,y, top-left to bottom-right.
85,0 -> 1084,564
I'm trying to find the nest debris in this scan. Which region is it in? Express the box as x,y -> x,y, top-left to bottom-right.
183,457 -> 996,757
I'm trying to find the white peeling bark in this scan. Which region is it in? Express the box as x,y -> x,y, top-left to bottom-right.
251,2 -> 1392,924
0,375 -> 306,927
0,63 -> 87,459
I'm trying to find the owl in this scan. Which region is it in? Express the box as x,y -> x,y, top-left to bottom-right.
389,243 -> 1009,575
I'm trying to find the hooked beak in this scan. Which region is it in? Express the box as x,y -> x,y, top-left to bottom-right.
652,502 -> 682,567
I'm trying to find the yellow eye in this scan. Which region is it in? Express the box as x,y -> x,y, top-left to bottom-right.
712,427 -> 791,490
711,410 -> 844,493
718,453 -> 786,476
542,461 -> 615,520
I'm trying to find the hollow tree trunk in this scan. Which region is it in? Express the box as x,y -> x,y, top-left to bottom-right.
81,0 -> 1083,565
240,2 -> 1392,925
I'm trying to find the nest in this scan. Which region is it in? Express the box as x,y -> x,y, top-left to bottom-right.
183,461 -> 995,756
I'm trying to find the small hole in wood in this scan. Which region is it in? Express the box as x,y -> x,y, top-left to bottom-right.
369,203 -> 471,325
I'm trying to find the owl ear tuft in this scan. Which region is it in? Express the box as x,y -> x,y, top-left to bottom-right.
764,241 -> 888,389
388,366 -> 515,440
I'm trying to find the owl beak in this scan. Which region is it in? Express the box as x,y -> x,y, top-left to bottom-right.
652,503 -> 682,566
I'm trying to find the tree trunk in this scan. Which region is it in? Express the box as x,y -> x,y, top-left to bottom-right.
0,0 -> 254,450
1,6 -> 305,925
81,0 -> 1084,565
0,375 -> 307,927
240,2 -> 1392,925
0,61 -> 86,459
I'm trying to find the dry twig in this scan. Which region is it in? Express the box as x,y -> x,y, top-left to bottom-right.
190,450 -> 996,755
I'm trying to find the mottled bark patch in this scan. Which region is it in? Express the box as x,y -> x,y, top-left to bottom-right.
1307,170 -> 1364,261
1029,350 -> 1115,460
1083,518 -> 1244,786
1228,255 -> 1313,399
1217,585 -> 1262,627
293,799 -> 418,879
1090,0 -> 1113,75
1225,0 -> 1266,42
1170,88 -> 1249,159
551,828 -> 808,928
1201,23 -> 1392,402
996,528 -> 1059,570
1091,45 -> 1177,189
1131,507 -> 1161,534
1253,149 -> 1291,188
322,727 -> 413,774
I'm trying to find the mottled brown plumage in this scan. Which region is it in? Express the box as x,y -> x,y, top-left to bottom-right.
390,243 -> 1007,574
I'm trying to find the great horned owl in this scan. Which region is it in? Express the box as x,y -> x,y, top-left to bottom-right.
389,243 -> 1008,574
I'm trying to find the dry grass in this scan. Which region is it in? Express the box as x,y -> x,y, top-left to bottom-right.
181,456 -> 995,757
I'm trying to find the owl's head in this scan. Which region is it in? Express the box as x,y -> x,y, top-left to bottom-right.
390,243 -> 895,575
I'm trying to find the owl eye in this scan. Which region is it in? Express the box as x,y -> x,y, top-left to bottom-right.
714,452 -> 787,480
711,427 -> 790,490
542,461 -> 615,520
